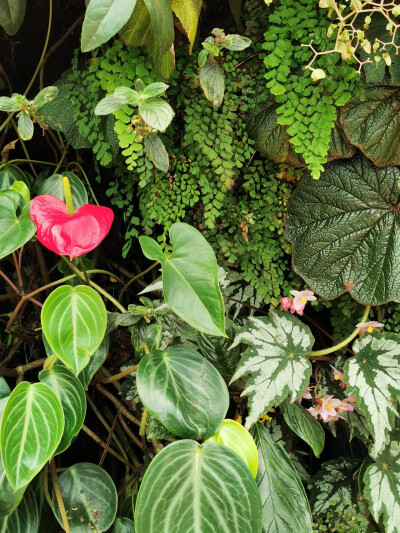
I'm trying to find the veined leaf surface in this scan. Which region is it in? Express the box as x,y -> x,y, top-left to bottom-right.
281,400 -> 325,457
170,0 -> 202,53
0,486 -> 38,532
0,0 -> 26,35
0,191 -> 36,260
0,454 -> 25,516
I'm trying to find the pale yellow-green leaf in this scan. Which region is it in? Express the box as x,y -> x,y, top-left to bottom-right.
170,0 -> 202,53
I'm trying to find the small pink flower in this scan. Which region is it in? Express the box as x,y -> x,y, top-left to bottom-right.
296,388 -> 313,404
319,395 -> 342,422
332,367 -> 344,382
290,290 -> 316,315
307,406 -> 320,419
280,297 -> 292,311
356,321 -> 384,335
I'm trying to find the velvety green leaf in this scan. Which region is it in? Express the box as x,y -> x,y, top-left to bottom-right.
0,96 -> 20,111
17,112 -> 34,140
111,517 -> 135,532
0,191 -> 36,260
0,382 -> 64,489
41,285 -> 108,374
0,0 -> 26,35
142,0 -> 174,54
230,312 -> 314,428
137,346 -> 229,439
281,400 -> 325,457
39,365 -> 86,454
363,430 -> 400,533
134,440 -> 263,533
114,86 -> 140,106
0,164 -> 29,190
0,486 -> 38,532
0,378 -> 10,400
119,0 -> 151,46
199,62 -> 225,108
32,86 -> 58,108
326,120 -> 355,161
286,155 -> 400,305
78,334 -> 109,390
0,454 -> 25,516
252,423 -> 313,533
95,94 -> 128,115
224,34 -> 251,51
52,462 -> 118,532
170,0 -> 202,53
139,98 -> 174,131
140,223 -> 226,336
33,171 -> 88,210
142,82 -> 169,98
340,83 -> 400,166
344,333 -> 400,454
81,0 -> 137,52
143,133 -> 169,171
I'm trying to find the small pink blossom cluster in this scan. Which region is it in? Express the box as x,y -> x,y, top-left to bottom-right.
332,367 -> 346,390
307,395 -> 355,423
280,290 -> 316,316
356,321 -> 384,335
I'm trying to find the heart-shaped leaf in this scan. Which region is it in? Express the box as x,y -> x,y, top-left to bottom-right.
39,365 -> 86,454
199,62 -> 225,108
0,164 -> 30,190
140,223 -> 225,336
52,462 -> 118,532
137,346 -> 229,439
0,486 -> 38,532
281,399 -> 325,457
0,382 -> 64,489
230,312 -> 314,428
33,172 -> 88,210
0,191 -> 36,260
30,194 -> 114,259
139,98 -> 174,131
78,334 -> 109,390
286,155 -> 400,305
252,423 -> 313,533
41,285 -> 107,374
134,440 -> 263,533
0,0 -> 26,35
344,333 -> 400,455
0,454 -> 26,516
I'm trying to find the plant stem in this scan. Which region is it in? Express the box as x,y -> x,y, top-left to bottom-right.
95,383 -> 140,426
43,463 -> 52,508
77,257 -> 91,286
99,364 -> 138,384
81,425 -> 138,470
65,161 -> 100,205
118,261 -> 159,302
50,459 -> 70,533
139,408 -> 148,437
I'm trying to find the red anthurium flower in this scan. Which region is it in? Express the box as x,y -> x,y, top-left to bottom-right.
30,195 -> 114,259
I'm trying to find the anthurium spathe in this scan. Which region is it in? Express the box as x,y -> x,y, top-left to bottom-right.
30,194 -> 113,259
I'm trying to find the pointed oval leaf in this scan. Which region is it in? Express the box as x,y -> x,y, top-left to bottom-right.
0,382 -> 64,489
33,172 -> 88,210
199,62 -> 225,108
95,94 -> 128,115
142,0 -> 174,54
0,454 -> 26,516
281,399 -> 325,457
81,0 -> 137,52
0,486 -> 38,532
0,0 -> 26,35
139,98 -> 174,131
134,440 -> 263,533
143,133 -> 169,172
114,87 -> 140,105
39,365 -> 86,454
0,192 -> 35,259
52,462 -> 118,532
41,285 -> 108,374
78,334 -> 109,390
140,223 -> 226,336
224,34 -> 252,51
142,82 -> 169,98
170,0 -> 202,53
286,156 -> 400,305
0,96 -> 19,111
17,113 -> 34,140
230,312 -> 314,428
32,86 -> 58,109
137,346 -> 229,439
344,333 -> 400,454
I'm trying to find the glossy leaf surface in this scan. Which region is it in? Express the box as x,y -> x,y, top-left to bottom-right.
0,191 -> 36,260
78,334 -> 109,390
134,440 -> 263,533
230,312 -> 313,428
41,285 -> 107,374
33,172 -> 88,210
0,454 -> 25,516
0,164 -> 30,190
281,400 -> 325,457
0,0 -> 26,35
199,62 -> 225,108
0,486 -> 38,532
137,346 -> 229,439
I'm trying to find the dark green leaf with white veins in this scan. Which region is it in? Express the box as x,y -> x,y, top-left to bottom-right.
286,155 -> 400,305
0,0 -> 26,35
344,333 -> 400,455
230,312 -> 313,429
140,222 -> 225,336
281,400 -> 325,457
363,430 -> 400,533
134,440 -> 263,533
0,486 -> 38,533
144,133 -> 169,172
252,423 -> 313,533
139,98 -> 174,131
41,285 -> 107,374
39,365 -> 86,455
0,454 -> 25,516
199,62 -> 225,109
78,334 -> 109,390
137,346 -> 229,439
33,171 -> 88,210
0,382 -> 64,489
52,462 -> 117,532
0,191 -> 36,260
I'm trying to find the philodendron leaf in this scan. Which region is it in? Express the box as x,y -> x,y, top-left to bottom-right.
78,334 -> 109,390
139,98 -> 174,131
136,346 -> 229,439
0,382 -> 64,489
134,440 -> 263,533
0,378 -> 10,400
252,423 -> 313,533
281,400 -> 325,457
39,365 -> 86,454
143,133 -> 169,172
41,285 -> 107,374
199,62 -> 225,108
170,0 -> 202,53
52,462 -> 117,532
344,333 -> 400,455
0,191 -> 36,259
0,486 -> 38,532
0,0 -> 26,35
230,312 -> 314,428
286,155 -> 400,305
33,171 -> 88,210
0,454 -> 26,516
363,430 -> 400,533
140,222 -> 226,336
0,164 -> 30,190
81,0 -> 138,52
340,83 -> 400,166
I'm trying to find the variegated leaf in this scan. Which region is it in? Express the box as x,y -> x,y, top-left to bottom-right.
230,312 -> 314,428
344,333 -> 400,454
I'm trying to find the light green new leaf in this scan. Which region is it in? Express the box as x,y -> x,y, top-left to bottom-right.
95,94 -> 129,115
363,430 -> 400,533
142,82 -> 169,98
41,285 -> 108,374
0,382 -> 64,490
170,0 -> 202,53
32,86 -> 58,109
143,0 -> 174,54
0,96 -> 20,112
281,400 -> 325,457
17,112 -> 34,140
0,486 -> 38,532
33,171 -> 88,210
137,346 -> 229,439
0,191 -> 36,260
252,423 -> 313,533
0,454 -> 26,516
230,312 -> 313,429
199,62 -> 225,108
114,87 -> 140,105
81,0 -> 137,52
9,181 -> 30,204
134,440 -> 263,533
52,462 -> 118,532
344,333 -> 400,454
224,34 -> 251,51
139,98 -> 174,131
143,133 -> 169,172
39,365 -> 86,455
0,0 -> 26,35
140,223 -> 225,336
